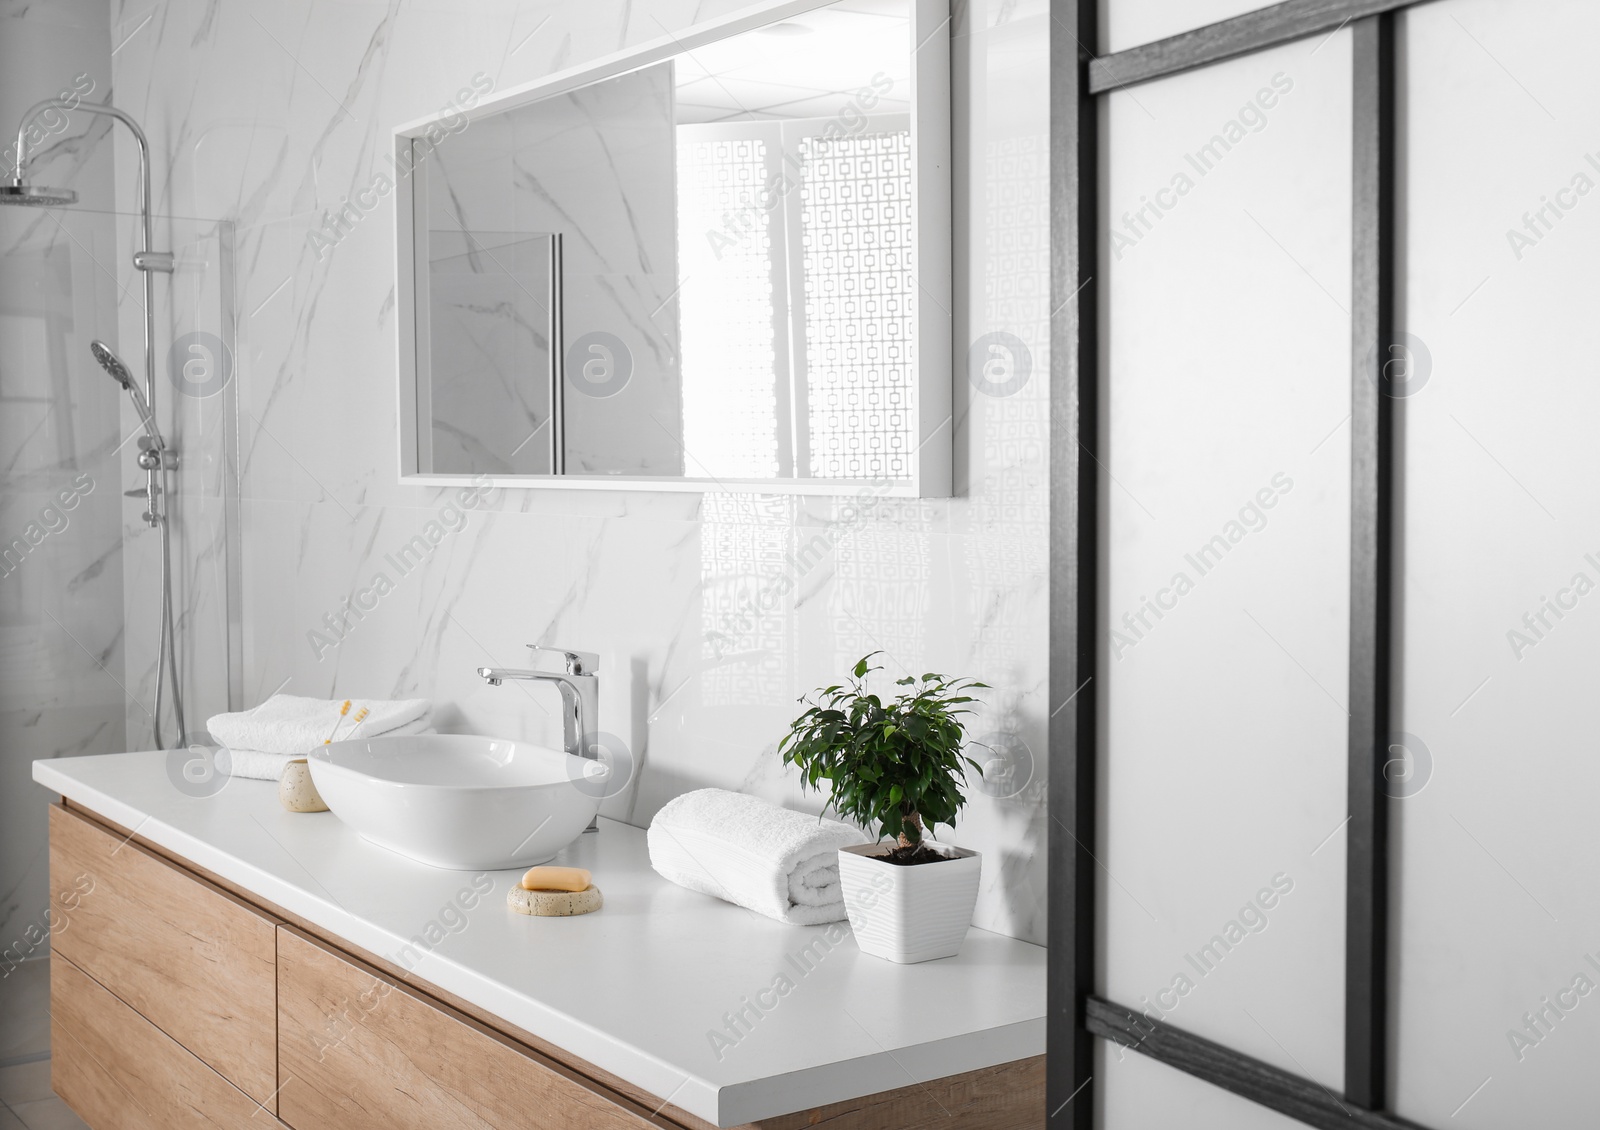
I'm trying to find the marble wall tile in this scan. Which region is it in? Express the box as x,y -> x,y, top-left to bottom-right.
116,0 -> 1051,943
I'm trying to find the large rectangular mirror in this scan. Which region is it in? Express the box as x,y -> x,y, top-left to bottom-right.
395,0 -> 950,495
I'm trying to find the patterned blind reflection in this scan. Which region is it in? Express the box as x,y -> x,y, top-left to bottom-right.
676,120 -> 912,480
799,130 -> 913,480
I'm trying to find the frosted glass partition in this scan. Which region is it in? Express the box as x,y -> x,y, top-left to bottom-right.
1100,33 -> 1352,1086
1392,2 -> 1600,1125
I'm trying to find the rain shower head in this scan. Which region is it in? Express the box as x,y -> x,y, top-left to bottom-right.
90,339 -> 163,449
0,180 -> 77,206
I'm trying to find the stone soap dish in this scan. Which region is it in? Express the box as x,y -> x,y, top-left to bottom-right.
507,885 -> 603,916
279,758 -> 329,812
507,865 -> 602,916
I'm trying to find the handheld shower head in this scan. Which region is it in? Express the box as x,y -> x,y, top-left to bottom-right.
90,339 -> 132,388
90,339 -> 163,448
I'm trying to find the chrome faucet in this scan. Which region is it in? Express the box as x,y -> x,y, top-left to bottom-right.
479,646 -> 601,831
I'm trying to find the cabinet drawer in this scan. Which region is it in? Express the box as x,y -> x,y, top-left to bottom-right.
52,954 -> 284,1129
48,803 -> 279,1107
277,927 -> 670,1130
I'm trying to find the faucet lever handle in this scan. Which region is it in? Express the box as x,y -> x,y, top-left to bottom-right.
527,645 -> 599,675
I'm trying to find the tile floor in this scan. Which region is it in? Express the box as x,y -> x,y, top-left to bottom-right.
0,961 -> 88,1130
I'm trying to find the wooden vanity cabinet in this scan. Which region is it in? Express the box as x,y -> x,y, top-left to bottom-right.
48,803 -> 280,1111
51,955 -> 286,1129
48,802 -> 1043,1130
276,926 -> 670,1129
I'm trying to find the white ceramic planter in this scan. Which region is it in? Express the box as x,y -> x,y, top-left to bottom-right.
838,840 -> 982,963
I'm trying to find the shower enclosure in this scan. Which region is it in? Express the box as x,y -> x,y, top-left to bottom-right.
0,197 -> 240,1016
7,96 -> 191,750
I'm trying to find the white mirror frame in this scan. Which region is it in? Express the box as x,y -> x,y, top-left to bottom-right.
394,0 -> 952,497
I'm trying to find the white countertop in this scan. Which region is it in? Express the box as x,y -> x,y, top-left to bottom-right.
34,751 -> 1045,1127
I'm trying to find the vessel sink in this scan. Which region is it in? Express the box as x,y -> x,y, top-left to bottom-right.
307,734 -> 607,870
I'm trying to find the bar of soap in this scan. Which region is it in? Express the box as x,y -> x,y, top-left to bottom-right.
520,866 -> 591,892
507,885 -> 602,917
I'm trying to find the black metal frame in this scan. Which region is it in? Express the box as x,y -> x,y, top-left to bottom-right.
1085,998 -> 1432,1130
1345,13 -> 1397,1110
1085,0 -> 1423,94
1047,1 -> 1099,1125
1047,1 -> 1431,1127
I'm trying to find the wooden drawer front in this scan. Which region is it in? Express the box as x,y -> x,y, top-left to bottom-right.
747,1056 -> 1045,1130
277,927 -> 668,1130
52,954 -> 284,1129
48,804 -> 279,1107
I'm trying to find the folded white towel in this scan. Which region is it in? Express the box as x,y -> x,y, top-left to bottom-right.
647,788 -> 869,926
219,719 -> 437,782
206,695 -> 433,755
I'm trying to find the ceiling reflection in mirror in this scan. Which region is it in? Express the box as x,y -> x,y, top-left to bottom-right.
408,0 -> 922,484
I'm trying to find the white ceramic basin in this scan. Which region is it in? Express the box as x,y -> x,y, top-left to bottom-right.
307,735 -> 607,870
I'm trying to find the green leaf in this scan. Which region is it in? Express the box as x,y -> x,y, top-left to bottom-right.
776,655 -> 985,836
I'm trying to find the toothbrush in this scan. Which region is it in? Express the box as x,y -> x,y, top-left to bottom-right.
323,700 -> 352,745
344,707 -> 371,739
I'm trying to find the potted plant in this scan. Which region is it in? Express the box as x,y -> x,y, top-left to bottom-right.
779,654 -> 986,963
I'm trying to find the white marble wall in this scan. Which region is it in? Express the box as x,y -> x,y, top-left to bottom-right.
0,0 -> 123,965
112,0 -> 1051,944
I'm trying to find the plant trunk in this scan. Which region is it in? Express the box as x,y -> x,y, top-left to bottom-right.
897,809 -> 924,849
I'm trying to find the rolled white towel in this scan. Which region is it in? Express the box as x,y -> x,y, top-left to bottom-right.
207,694 -> 433,755
788,863 -> 844,908
218,719 -> 438,781
647,788 -> 868,926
